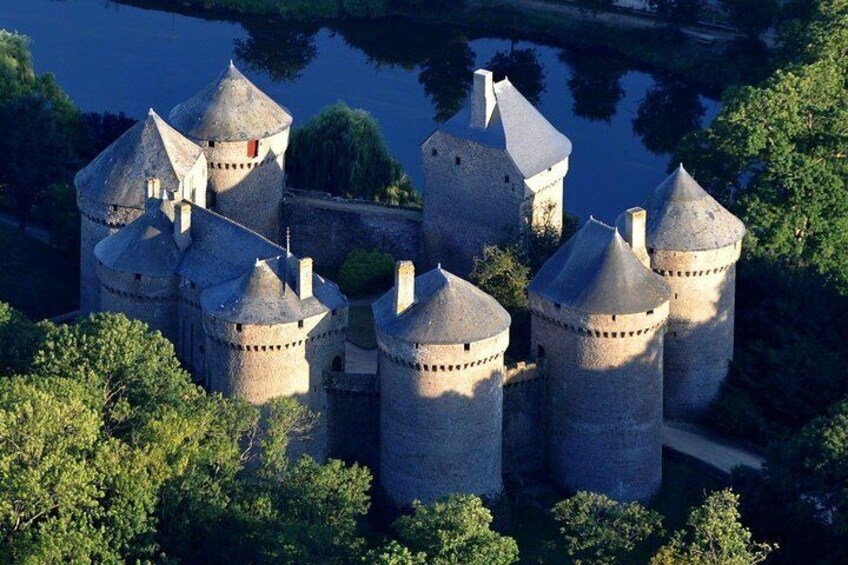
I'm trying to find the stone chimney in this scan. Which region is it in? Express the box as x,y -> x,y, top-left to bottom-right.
146,178 -> 161,201
624,207 -> 650,268
174,202 -> 192,251
395,260 -> 415,316
471,69 -> 496,130
298,257 -> 313,300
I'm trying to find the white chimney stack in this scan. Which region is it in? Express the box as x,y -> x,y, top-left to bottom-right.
624,207 -> 650,268
174,202 -> 192,251
146,178 -> 161,201
471,69 -> 496,130
298,257 -> 313,300
394,260 -> 415,316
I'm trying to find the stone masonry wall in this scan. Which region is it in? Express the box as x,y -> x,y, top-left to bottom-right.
281,190 -> 423,274
325,372 -> 380,473
650,242 -> 742,420
421,132 -> 525,275
377,329 -> 509,506
530,296 -> 669,502
502,362 -> 546,478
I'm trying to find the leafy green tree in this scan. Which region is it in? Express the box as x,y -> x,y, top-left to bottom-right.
337,248 -> 396,297
651,490 -> 774,565
471,245 -> 530,314
393,494 -> 519,565
0,302 -> 47,376
286,103 -> 420,205
553,491 -> 664,564
364,540 -> 428,564
720,0 -> 779,38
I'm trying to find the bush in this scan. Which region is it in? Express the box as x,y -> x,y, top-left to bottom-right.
337,248 -> 395,297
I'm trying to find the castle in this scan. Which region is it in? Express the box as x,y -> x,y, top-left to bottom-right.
75,63 -> 744,504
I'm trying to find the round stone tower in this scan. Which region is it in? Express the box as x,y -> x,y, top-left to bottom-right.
75,109 -> 206,313
635,165 -> 745,420
169,62 -> 292,242
94,197 -> 185,343
373,262 -> 511,506
529,216 -> 671,501
201,253 -> 347,460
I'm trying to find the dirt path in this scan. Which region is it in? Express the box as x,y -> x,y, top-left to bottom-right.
0,212 -> 52,246
663,422 -> 764,474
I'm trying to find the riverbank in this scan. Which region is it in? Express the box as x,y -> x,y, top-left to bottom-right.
117,0 -> 771,95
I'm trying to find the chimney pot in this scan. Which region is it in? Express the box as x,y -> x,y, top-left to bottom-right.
298,257 -> 313,300
471,69 -> 496,130
395,260 -> 415,316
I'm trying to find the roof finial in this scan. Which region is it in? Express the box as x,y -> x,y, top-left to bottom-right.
229,59 -> 235,69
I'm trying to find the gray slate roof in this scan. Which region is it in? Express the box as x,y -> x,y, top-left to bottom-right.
201,255 -> 346,325
373,267 -> 510,345
96,198 -> 345,323
93,199 -> 183,277
169,61 -> 293,142
435,78 -> 572,178
75,109 -> 204,208
529,218 -> 670,315
630,165 -> 745,252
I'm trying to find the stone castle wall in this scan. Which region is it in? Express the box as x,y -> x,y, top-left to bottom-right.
530,296 -> 669,501
281,190 -> 423,274
421,132 -> 525,275
200,131 -> 288,242
650,241 -> 742,420
325,372 -> 381,473
177,281 -> 207,380
502,362 -> 547,478
377,329 -> 509,505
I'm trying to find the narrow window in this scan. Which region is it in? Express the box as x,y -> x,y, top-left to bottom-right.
674,293 -> 678,300
464,343 -> 471,351
236,323 -> 242,332
134,274 -> 141,281
537,345 -> 546,358
207,190 -> 216,210
647,310 -> 654,316
298,320 -> 304,329
332,309 -> 338,316
208,140 -> 216,148
504,175 -> 510,183
247,139 -> 259,158
455,156 -> 461,166
612,315 -> 617,322
432,148 -> 438,156
332,356 -> 343,372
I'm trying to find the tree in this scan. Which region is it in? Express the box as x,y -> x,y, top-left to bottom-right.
0,302 -> 47,376
719,0 -> 779,38
561,46 -> 627,123
485,44 -> 546,106
649,0 -> 705,25
393,494 -> 519,565
286,103 -> 420,205
471,245 -> 530,314
419,36 -> 475,122
337,248 -> 396,297
553,491 -> 664,564
633,77 -> 705,155
235,20 -> 319,82
652,490 -> 775,565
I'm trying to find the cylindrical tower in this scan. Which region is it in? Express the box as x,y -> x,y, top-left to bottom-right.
529,217 -> 671,501
635,165 -> 745,421
75,109 -> 206,313
94,198 -> 184,343
169,62 -> 292,242
373,262 -> 511,506
201,254 -> 347,461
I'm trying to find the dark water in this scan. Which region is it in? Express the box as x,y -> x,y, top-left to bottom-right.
0,0 -> 720,223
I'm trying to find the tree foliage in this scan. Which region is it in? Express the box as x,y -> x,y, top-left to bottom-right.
0,302 -> 47,376
651,490 -> 774,565
392,494 -> 519,565
553,491 -> 664,564
337,248 -> 396,298
286,103 -> 420,206
719,0 -> 780,38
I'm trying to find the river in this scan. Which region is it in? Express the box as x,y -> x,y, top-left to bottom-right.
0,0 -> 720,222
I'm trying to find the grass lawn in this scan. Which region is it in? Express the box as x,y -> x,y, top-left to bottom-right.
347,304 -> 377,349
0,224 -> 79,320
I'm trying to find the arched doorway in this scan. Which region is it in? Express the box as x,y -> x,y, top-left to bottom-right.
331,355 -> 343,372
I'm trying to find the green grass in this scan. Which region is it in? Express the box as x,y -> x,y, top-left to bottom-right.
0,224 -> 79,320
347,304 -> 377,349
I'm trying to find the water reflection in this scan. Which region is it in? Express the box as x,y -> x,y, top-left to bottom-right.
560,46 -> 627,123
632,77 -> 706,155
235,20 -> 319,83
485,43 -> 546,106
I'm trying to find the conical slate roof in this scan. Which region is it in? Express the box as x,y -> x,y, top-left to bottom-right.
435,78 -> 572,178
169,61 -> 293,142
94,199 -> 182,276
639,165 -> 745,251
200,255 -> 346,325
529,218 -> 670,315
75,109 -> 204,208
373,267 -> 511,345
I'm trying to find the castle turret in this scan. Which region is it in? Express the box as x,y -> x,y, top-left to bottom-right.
625,165 -> 745,420
75,109 -> 207,313
529,217 -> 671,501
201,253 -> 347,460
93,196 -> 185,342
421,68 -> 572,275
373,262 -> 511,506
169,62 -> 292,242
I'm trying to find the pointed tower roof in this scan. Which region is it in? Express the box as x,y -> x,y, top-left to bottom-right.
75,109 -> 204,208
169,61 -> 293,141
529,218 -> 670,315
373,266 -> 510,345
200,254 -> 346,325
434,75 -> 572,178
640,165 -> 745,251
93,199 -> 183,276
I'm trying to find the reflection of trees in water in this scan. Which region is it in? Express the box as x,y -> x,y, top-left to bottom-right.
234,21 -> 319,82
419,38 -> 476,122
632,77 -> 705,155
560,46 -> 627,123
485,44 -> 545,106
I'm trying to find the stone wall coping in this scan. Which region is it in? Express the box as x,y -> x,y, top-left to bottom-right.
285,188 -> 423,217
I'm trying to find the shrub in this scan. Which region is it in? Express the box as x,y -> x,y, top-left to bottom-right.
337,248 -> 395,297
